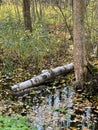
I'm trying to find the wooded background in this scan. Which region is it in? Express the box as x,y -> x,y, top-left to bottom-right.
0,0 -> 98,89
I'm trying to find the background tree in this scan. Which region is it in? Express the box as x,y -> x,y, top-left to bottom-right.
0,0 -> 2,6
73,0 -> 88,88
23,0 -> 32,32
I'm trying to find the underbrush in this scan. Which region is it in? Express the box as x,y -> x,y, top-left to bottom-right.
0,114 -> 33,130
0,4 -> 68,77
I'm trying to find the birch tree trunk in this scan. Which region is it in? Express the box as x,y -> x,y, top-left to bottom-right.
73,0 -> 88,88
11,63 -> 74,92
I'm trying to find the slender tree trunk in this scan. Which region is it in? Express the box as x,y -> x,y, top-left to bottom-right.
31,0 -> 36,22
57,3 -> 73,41
35,0 -> 40,20
13,0 -> 21,24
73,0 -> 88,88
0,0 -> 2,6
39,0 -> 43,18
23,0 -> 32,32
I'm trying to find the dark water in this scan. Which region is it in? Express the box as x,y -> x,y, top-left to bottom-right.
28,87 -> 98,130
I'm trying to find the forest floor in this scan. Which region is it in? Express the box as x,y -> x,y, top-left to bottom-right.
0,46 -> 98,130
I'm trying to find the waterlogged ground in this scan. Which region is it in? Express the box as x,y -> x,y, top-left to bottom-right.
0,62 -> 98,130
28,87 -> 98,130
0,84 -> 98,130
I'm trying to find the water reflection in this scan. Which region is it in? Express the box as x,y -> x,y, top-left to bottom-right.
29,87 -> 98,130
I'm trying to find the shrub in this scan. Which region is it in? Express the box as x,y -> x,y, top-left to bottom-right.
0,114 -> 30,130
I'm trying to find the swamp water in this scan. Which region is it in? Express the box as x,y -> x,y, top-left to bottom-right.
26,86 -> 98,130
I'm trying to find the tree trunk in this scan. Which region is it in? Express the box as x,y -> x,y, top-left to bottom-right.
13,0 -> 21,24
23,0 -> 32,32
31,0 -> 36,22
39,0 -> 43,18
11,63 -> 74,92
0,0 -> 2,6
35,0 -> 40,20
73,0 -> 88,88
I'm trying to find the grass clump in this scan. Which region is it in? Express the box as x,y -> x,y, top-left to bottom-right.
0,114 -> 37,130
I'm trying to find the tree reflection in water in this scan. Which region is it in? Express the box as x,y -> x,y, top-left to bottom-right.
30,86 -> 98,130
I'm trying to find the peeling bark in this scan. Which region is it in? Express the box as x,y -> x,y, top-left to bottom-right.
11,63 -> 74,92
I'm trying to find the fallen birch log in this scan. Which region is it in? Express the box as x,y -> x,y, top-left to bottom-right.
13,85 -> 46,96
14,84 -> 63,96
11,63 -> 74,92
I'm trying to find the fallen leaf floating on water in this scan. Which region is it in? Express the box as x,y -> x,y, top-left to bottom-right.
82,127 -> 89,130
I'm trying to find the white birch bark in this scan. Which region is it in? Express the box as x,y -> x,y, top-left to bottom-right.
11,63 -> 74,92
